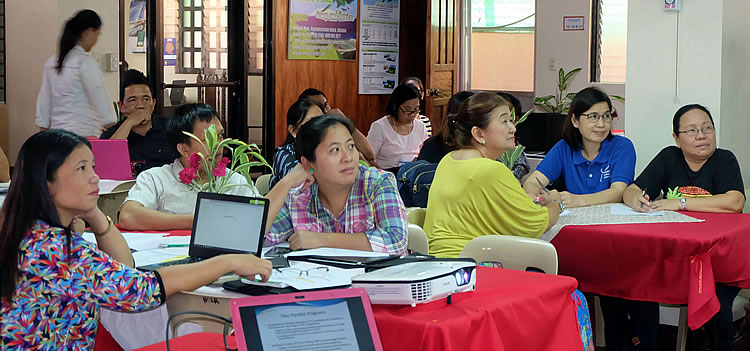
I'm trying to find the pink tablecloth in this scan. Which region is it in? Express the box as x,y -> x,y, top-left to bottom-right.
551,211 -> 750,329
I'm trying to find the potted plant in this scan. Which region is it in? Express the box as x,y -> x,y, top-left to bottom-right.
534,67 -> 582,114
178,124 -> 271,193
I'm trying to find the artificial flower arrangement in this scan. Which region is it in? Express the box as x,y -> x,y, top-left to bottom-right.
178,124 -> 271,193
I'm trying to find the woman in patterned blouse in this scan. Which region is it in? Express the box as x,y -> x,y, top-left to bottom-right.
265,115 -> 408,255
0,130 -> 272,350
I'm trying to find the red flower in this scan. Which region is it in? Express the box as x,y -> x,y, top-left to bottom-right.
188,153 -> 202,169
217,157 -> 230,167
212,164 -> 227,177
179,167 -> 197,184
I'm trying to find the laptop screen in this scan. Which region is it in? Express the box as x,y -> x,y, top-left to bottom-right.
236,297 -> 378,350
191,194 -> 268,256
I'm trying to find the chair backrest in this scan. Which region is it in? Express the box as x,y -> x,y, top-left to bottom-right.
112,180 -> 136,193
98,190 -> 130,224
459,235 -> 558,274
407,223 -> 429,255
255,174 -> 272,196
406,207 -> 426,228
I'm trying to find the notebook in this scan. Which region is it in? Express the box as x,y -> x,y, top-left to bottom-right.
230,288 -> 383,351
138,192 -> 270,270
89,139 -> 133,180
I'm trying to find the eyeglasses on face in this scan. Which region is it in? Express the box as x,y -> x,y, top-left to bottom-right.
399,106 -> 420,116
579,112 -> 614,123
677,126 -> 715,137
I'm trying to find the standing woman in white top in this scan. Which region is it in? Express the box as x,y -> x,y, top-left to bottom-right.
367,84 -> 428,173
36,9 -> 116,137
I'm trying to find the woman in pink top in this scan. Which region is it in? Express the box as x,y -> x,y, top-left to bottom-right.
367,84 -> 429,173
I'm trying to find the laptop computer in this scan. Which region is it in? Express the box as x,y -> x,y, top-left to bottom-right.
229,288 -> 383,351
89,139 -> 133,180
138,192 -> 270,270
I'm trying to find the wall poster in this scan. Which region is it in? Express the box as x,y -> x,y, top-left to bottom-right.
288,0 -> 358,61
358,0 -> 400,95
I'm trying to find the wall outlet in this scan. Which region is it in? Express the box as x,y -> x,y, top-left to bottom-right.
109,54 -> 119,72
548,57 -> 556,71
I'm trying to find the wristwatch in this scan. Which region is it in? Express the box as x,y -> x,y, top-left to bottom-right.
557,200 -> 565,213
679,197 -> 687,211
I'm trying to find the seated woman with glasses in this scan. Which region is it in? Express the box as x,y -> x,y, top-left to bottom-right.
265,115 -> 408,255
619,104 -> 745,351
0,130 -> 272,349
523,87 -> 636,208
367,84 -> 429,174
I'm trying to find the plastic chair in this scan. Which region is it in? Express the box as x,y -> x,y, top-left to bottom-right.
255,174 -> 272,196
407,223 -> 429,255
406,207 -> 426,228
97,180 -> 136,224
458,235 -> 558,274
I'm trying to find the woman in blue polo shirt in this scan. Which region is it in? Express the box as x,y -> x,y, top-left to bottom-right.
523,87 -> 635,208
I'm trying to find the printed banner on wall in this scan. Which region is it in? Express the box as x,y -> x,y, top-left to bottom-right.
358,0 -> 400,95
288,0 -> 358,61
128,0 -> 147,54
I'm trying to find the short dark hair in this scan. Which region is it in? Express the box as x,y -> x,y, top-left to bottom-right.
168,103 -> 217,151
496,92 -> 522,117
295,115 -> 356,162
401,77 -> 424,93
562,87 -> 614,150
283,98 -> 318,145
385,84 -> 421,120
298,88 -> 326,100
673,104 -> 714,135
120,69 -> 152,102
0,129 -> 90,301
446,92 -> 512,149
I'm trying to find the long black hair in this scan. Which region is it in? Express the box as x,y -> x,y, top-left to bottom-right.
284,98 -> 318,145
0,130 -> 90,301
57,9 -> 101,73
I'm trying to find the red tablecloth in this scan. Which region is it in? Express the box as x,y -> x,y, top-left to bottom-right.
551,211 -> 750,330
134,267 -> 585,351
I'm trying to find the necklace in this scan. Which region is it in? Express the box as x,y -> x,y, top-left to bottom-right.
388,116 -> 414,135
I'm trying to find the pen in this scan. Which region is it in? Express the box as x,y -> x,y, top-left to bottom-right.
536,177 -> 549,193
640,188 -> 648,208
159,243 -> 189,248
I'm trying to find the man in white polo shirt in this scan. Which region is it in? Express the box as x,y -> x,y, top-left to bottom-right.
118,103 -> 259,230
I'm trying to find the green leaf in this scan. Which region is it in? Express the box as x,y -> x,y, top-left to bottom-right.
205,124 -> 217,152
515,109 -> 533,125
611,95 -> 625,103
563,67 -> 582,82
558,68 -> 565,85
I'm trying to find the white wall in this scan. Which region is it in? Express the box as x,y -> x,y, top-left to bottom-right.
6,1 -> 119,163
534,0 -> 626,130
718,0 -> 750,185
625,0 -> 724,173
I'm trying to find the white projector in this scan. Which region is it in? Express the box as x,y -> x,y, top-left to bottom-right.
351,261 -> 476,306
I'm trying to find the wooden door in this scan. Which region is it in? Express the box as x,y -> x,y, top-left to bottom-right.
425,0 -> 460,135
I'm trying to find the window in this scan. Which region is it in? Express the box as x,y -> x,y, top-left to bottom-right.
247,0 -> 263,75
178,0 -> 203,73
591,0 -> 627,83
470,0 -> 535,92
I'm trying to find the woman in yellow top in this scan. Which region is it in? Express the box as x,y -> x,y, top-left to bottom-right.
424,93 -> 563,258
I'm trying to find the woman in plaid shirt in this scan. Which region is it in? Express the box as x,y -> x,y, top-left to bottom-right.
265,115 -> 408,255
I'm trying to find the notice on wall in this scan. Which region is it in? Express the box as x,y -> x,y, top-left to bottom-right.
288,0 -> 358,61
358,0 -> 400,95
164,38 -> 177,66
